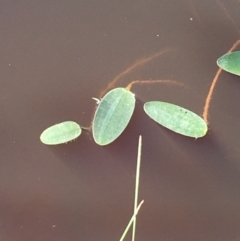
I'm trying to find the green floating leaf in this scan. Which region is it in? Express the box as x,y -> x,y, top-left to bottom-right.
40,121 -> 82,145
92,88 -> 136,145
144,101 -> 207,138
217,51 -> 240,76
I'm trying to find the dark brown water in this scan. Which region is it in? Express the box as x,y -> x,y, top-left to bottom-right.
1,0 -> 240,241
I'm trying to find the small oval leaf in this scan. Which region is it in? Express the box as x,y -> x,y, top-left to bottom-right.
217,51 -> 240,76
40,121 -> 82,145
92,88 -> 135,145
144,101 -> 207,138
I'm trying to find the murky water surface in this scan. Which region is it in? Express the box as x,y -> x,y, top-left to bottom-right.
1,1 -> 240,240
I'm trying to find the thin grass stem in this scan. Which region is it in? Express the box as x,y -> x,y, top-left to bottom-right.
119,200 -> 144,241
119,135 -> 143,241
132,135 -> 142,241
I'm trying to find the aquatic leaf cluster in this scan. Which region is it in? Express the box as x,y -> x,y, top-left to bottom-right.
40,87 -> 208,145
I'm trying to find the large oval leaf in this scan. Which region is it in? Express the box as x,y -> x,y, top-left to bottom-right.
217,51 -> 240,76
92,88 -> 135,145
40,121 -> 82,145
144,101 -> 207,138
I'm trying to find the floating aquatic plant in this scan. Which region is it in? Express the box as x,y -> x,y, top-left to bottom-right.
144,101 -> 207,138
40,49 -> 212,145
92,87 -> 136,146
217,51 -> 240,76
40,121 -> 81,145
